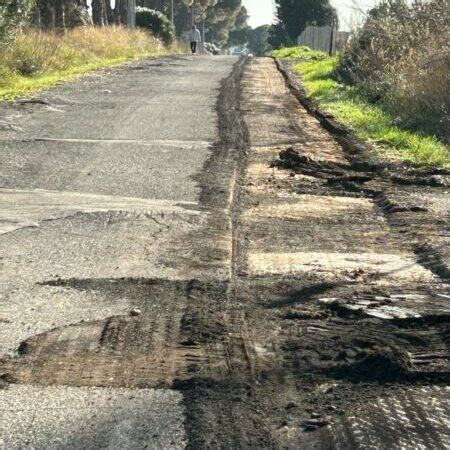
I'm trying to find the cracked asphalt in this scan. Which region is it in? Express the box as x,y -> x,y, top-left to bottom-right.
0,55 -> 236,448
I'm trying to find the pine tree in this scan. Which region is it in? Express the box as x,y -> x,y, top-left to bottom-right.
204,0 -> 244,45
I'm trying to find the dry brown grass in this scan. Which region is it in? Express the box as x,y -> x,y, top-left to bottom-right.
66,26 -> 164,60
338,0 -> 449,141
0,25 -> 180,98
384,36 -> 449,141
1,26 -> 164,77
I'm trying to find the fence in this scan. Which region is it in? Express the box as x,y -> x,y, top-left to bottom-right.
297,26 -> 350,55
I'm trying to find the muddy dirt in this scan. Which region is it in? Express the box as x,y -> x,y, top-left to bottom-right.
1,57 -> 448,449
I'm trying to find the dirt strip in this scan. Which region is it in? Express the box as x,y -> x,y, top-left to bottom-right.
234,57 -> 449,448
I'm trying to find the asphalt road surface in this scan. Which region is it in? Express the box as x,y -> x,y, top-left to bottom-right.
0,55 -> 236,449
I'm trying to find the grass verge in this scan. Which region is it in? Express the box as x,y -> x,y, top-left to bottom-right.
0,26 -> 182,100
272,47 -> 449,168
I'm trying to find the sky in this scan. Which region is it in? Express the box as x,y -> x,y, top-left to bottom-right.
242,0 -> 379,30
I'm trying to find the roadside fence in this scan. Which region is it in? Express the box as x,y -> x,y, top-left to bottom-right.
297,26 -> 350,55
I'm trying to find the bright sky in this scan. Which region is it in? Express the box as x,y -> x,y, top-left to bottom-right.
242,0 -> 379,30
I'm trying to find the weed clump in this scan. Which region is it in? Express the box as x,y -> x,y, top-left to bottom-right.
272,46 -> 327,61
271,45 -> 449,167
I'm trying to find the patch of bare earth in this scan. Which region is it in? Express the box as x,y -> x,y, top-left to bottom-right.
232,57 -> 448,448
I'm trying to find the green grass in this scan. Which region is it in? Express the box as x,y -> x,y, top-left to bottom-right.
271,46 -> 327,61
272,47 -> 449,168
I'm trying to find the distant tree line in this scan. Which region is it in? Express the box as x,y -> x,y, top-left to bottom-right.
1,0 -> 251,48
2,0 -> 338,52
225,0 -> 338,56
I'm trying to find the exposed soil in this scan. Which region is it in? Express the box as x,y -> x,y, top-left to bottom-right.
1,57 -> 449,449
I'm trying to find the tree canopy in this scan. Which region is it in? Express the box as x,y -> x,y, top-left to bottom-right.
138,0 -> 249,46
270,0 -> 337,46
247,25 -> 271,56
136,7 -> 175,45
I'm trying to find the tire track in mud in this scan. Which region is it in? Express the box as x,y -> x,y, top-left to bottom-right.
177,56 -> 449,448
2,279 -> 231,389
232,58 -> 448,448
262,58 -> 449,447
173,58 -> 279,449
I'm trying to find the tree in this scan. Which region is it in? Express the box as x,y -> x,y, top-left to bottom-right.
33,0 -> 90,28
268,22 -> 288,48
135,0 -> 248,43
226,6 -> 249,46
271,0 -> 336,46
0,0 -> 35,44
113,0 -> 128,25
248,25 -> 271,56
136,7 -> 175,45
227,24 -> 251,47
204,0 -> 245,46
92,0 -> 111,26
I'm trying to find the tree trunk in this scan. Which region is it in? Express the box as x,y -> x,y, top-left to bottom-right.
92,0 -> 109,25
114,0 -> 128,25
106,0 -> 114,24
36,0 -> 55,28
54,0 -> 65,29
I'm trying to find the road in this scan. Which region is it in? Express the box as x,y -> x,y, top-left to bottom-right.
0,55 -> 449,448
0,55 -> 236,449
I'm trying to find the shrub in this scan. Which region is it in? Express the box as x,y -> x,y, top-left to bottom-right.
0,66 -> 16,88
64,3 -> 92,28
66,26 -> 162,60
338,0 -> 449,141
294,54 -> 449,167
0,25 -> 182,99
136,7 -> 175,46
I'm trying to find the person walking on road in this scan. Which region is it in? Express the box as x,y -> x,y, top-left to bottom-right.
189,25 -> 202,55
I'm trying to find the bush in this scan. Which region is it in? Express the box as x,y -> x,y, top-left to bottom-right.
136,7 -> 175,46
66,26 -> 162,60
64,3 -> 92,28
338,0 -> 449,141
0,25 -> 183,99
0,66 -> 16,88
5,30 -> 75,75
